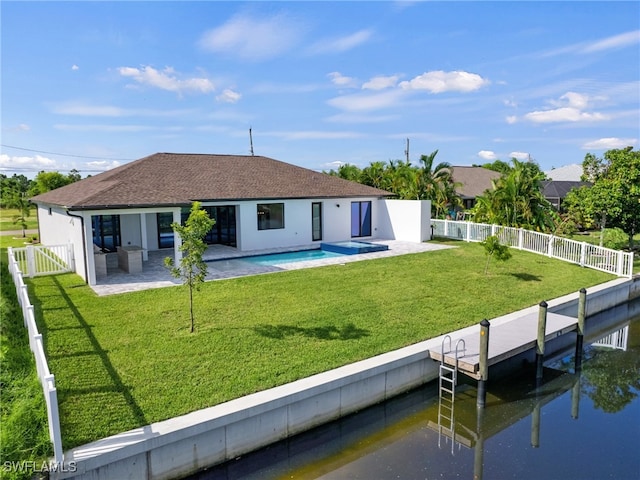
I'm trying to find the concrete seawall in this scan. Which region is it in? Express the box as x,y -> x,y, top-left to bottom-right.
54,276 -> 640,480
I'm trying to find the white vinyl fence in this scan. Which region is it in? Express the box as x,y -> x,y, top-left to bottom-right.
7,247 -> 64,465
10,244 -> 74,277
431,219 -> 634,278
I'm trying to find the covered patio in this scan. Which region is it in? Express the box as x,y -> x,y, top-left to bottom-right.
90,240 -> 452,296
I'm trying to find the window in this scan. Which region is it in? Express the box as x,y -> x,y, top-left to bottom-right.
92,215 -> 121,252
351,201 -> 372,238
257,203 -> 284,230
312,202 -> 322,241
157,213 -> 175,249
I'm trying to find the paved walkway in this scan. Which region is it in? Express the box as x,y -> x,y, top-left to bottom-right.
91,240 -> 453,296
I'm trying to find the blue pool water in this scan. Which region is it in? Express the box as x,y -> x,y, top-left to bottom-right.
212,249 -> 345,267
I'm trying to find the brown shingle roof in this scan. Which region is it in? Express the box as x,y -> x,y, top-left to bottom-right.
450,166 -> 501,199
31,153 -> 392,209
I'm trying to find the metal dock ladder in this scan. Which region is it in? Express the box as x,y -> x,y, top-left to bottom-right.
437,335 -> 466,454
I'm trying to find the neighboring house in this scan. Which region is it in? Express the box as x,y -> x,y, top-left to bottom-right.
31,153 -> 431,285
540,180 -> 590,211
450,166 -> 501,210
544,163 -> 583,181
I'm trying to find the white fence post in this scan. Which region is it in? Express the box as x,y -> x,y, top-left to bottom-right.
444,219 -> 449,237
45,375 -> 64,465
466,222 -> 471,242
547,235 -> 554,257
26,245 -> 36,277
518,229 -> 524,250
580,242 -> 586,267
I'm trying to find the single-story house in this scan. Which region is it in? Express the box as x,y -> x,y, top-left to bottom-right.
544,164 -> 583,182
450,166 -> 501,210
31,153 -> 431,285
540,180 -> 590,211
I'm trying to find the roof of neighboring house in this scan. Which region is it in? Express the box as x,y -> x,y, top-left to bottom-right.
31,153 -> 392,210
450,166 -> 501,199
541,180 -> 590,199
544,164 -> 583,181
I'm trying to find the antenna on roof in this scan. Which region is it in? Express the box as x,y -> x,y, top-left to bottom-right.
404,138 -> 410,163
249,127 -> 255,156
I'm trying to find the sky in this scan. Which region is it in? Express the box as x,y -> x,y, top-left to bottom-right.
1,1 -> 639,178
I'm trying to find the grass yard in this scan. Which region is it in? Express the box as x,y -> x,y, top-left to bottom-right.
24,241 -> 616,450
0,208 -> 38,233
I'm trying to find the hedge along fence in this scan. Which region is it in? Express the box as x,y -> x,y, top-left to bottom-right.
431,219 -> 634,278
7,247 -> 64,465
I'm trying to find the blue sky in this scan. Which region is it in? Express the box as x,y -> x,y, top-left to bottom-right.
1,1 -> 638,178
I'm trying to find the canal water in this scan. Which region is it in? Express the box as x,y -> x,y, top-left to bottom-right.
193,301 -> 640,480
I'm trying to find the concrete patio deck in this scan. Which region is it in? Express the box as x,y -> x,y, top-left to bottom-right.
91,240 -> 453,296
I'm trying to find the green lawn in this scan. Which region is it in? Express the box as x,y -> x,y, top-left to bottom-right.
0,208 -> 38,233
22,241 -> 616,450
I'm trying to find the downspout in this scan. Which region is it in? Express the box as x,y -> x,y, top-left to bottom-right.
66,209 -> 89,284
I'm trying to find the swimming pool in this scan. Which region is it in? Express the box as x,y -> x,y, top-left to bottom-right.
321,241 -> 389,255
209,249 -> 345,268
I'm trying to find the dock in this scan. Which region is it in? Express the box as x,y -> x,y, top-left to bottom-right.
428,311 -> 578,379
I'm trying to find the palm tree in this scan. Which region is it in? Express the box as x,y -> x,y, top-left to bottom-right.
413,150 -> 460,217
473,158 -> 556,231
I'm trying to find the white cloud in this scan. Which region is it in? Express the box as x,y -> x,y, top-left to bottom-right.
4,123 -> 31,132
510,151 -> 530,160
550,91 -> 589,109
262,130 -> 365,140
327,72 -> 358,88
327,90 -> 405,112
86,160 -> 121,172
524,107 -> 607,123
523,92 -> 608,124
216,89 -> 242,103
71,64 -> 79,71
582,137 -> 638,150
50,102 -> 196,117
506,115 -> 518,124
323,160 -> 347,170
199,13 -> 303,61
325,113 -> 398,123
54,124 -> 154,132
539,30 -> 640,58
478,150 -> 497,160
0,154 -> 57,171
582,30 -> 640,53
399,70 -> 489,93
310,29 -> 373,54
117,66 -> 214,94
362,75 -> 400,91
503,98 -> 518,108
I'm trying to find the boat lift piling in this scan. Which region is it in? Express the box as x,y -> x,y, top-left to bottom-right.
535,301 -> 548,386
574,288 -> 587,372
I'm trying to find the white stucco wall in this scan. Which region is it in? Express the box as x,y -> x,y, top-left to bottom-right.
377,200 -> 432,242
235,197 -> 383,251
37,205 -> 87,281
120,214 -> 142,248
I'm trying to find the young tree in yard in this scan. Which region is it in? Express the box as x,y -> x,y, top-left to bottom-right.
481,235 -> 511,275
165,202 -> 215,333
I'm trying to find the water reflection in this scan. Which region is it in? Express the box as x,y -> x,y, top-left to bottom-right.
193,308 -> 640,480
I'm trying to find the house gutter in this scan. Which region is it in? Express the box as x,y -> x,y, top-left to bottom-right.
66,209 -> 89,284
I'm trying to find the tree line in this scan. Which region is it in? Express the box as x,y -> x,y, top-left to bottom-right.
328,147 -> 639,248
0,170 -> 84,235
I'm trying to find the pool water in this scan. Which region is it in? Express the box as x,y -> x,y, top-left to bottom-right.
211,249 -> 345,268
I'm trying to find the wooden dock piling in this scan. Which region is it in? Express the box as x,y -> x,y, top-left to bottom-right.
575,288 -> 587,371
536,301 -> 548,384
477,319 -> 490,408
